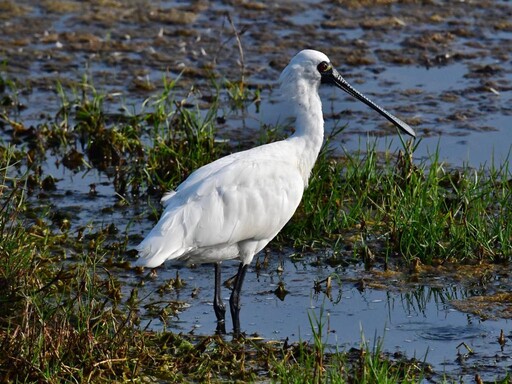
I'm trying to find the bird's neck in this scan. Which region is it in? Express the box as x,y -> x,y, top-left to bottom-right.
288,91 -> 324,186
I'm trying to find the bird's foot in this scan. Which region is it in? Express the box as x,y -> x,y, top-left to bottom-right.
215,320 -> 226,335
232,326 -> 244,340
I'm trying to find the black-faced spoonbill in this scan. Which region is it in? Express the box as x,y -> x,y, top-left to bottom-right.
135,49 -> 416,336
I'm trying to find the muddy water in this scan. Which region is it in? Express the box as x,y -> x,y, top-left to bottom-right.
1,0 -> 512,382
128,254 -> 512,382
2,0 -> 511,164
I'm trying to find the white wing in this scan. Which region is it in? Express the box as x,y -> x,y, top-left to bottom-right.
136,142 -> 305,268
160,154 -> 237,208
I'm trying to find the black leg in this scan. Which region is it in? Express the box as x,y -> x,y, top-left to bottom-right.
213,263 -> 226,334
230,263 -> 248,337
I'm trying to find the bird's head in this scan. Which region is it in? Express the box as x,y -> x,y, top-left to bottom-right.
279,49 -> 330,86
279,49 -> 416,138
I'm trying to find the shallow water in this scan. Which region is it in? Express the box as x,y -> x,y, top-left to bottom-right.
236,58 -> 512,167
1,0 -> 512,381
2,0 -> 512,166
131,255 -> 512,382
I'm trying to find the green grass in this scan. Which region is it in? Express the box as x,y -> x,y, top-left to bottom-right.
1,72 -> 511,382
0,200 -> 430,383
271,307 -> 426,383
0,159 -> 142,381
284,133 -> 512,266
4,71 -> 510,268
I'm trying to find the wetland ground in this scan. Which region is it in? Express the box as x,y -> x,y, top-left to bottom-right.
1,0 -> 512,382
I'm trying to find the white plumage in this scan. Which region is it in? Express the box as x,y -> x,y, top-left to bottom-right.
137,140 -> 310,266
136,49 -> 416,335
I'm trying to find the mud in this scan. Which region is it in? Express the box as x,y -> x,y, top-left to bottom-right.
1,1 -> 512,382
1,1 -> 511,156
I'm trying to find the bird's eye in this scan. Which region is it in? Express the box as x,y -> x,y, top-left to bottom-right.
317,61 -> 331,73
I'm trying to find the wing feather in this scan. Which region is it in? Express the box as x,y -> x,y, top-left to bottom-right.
136,142 -> 305,267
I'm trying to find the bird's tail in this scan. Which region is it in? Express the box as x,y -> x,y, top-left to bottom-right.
134,227 -> 188,269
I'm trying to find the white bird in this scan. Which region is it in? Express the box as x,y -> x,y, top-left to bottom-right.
136,49 -> 416,336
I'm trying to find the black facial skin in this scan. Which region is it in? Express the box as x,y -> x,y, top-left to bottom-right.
317,60 -> 416,138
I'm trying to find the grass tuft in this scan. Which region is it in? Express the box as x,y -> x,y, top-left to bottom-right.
1,68 -> 511,382
270,306 -> 427,383
285,132 -> 511,266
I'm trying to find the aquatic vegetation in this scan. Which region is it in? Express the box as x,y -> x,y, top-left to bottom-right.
2,64 -> 511,270
0,68 -> 511,382
0,0 -> 511,380
0,165 -> 141,381
285,135 -> 512,266
0,174 -> 427,382
271,307 -> 427,383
